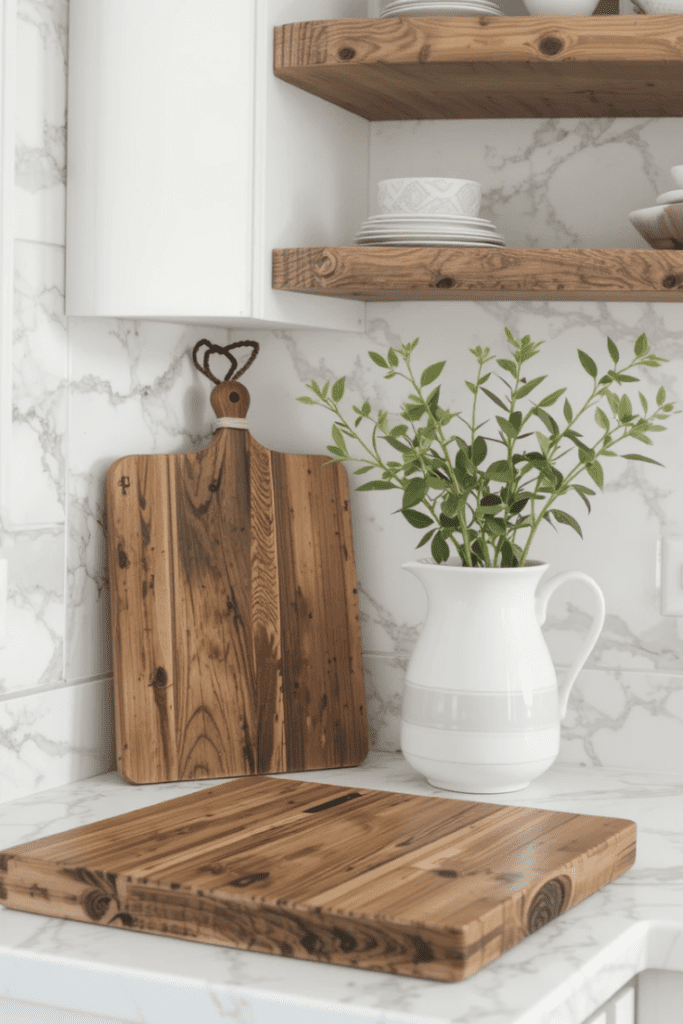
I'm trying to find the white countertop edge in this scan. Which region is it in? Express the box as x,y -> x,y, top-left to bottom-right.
3,918 -> 683,1024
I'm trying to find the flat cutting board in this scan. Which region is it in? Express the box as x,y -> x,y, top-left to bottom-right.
106,357 -> 367,784
0,777 -> 636,982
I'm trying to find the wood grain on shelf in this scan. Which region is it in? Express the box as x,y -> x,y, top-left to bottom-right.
0,776 -> 637,982
106,380 -> 367,785
274,16 -> 683,119
272,246 -> 683,302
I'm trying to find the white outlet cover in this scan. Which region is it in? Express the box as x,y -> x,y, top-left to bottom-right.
661,537 -> 683,616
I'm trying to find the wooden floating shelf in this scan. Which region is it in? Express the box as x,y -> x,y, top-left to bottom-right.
272,247 -> 683,302
274,15 -> 683,119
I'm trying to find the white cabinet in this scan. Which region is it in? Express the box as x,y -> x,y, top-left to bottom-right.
65,0 -> 368,331
584,981 -> 635,1024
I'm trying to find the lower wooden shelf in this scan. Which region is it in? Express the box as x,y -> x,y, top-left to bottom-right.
272,246 -> 683,302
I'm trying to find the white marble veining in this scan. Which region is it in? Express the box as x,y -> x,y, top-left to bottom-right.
11,240 -> 67,526
15,0 -> 68,245
2,754 -> 683,1024
0,677 -> 113,802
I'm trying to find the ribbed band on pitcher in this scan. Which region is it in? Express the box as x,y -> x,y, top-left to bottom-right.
402,682 -> 559,732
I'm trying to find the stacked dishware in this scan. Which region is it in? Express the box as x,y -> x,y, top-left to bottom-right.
380,0 -> 503,17
628,165 -> 683,249
355,177 -> 505,247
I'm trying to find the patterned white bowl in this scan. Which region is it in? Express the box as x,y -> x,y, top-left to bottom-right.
377,177 -> 481,217
522,0 -> 598,12
628,203 -> 683,249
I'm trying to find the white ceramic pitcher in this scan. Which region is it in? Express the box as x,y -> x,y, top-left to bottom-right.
400,559 -> 605,794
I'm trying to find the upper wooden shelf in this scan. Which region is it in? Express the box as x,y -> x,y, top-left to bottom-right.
274,15 -> 683,119
272,246 -> 683,302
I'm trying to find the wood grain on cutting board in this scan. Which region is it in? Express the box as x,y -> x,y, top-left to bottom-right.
106,381 -> 367,784
0,777 -> 637,982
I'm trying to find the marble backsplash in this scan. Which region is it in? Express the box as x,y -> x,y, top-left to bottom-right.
2,0 -> 683,801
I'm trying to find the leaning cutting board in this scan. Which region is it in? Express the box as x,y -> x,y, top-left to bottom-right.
106,347 -> 367,784
0,777 -> 636,982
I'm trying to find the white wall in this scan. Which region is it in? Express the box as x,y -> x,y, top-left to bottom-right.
2,0 -> 683,801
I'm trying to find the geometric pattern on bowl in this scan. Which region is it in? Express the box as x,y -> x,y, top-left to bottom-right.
628,203 -> 683,250
378,177 -> 481,217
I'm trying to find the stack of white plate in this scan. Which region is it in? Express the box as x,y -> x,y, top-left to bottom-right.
381,0 -> 503,17
354,213 -> 505,247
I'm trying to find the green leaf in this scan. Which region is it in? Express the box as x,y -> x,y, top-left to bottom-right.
368,351 -> 388,368
356,479 -> 398,491
515,375 -> 546,400
605,391 -> 620,415
321,381 -> 330,399
537,388 -> 567,408
497,358 -> 517,375
634,333 -> 649,357
639,392 -> 648,415
484,517 -> 506,537
500,540 -> 516,568
480,387 -> 509,412
297,396 -> 317,405
487,460 -> 513,482
614,374 -> 640,384
480,494 -> 502,507
595,407 -> 610,430
354,465 -> 374,475
420,361 -> 446,388
402,508 -> 433,529
535,432 -> 551,458
551,508 -> 583,538
657,386 -> 667,406
563,398 -> 573,423
607,337 -> 620,364
586,460 -> 604,489
331,377 -> 345,402
442,492 -> 466,517
497,416 -> 519,441
621,453 -> 664,466
416,528 -> 437,549
472,436 -> 488,465
510,496 -> 530,515
431,532 -> 450,564
387,348 -> 399,368
631,431 -> 653,445
465,380 -> 477,394
403,476 -> 428,508
383,436 -> 411,454
403,404 -> 426,422
578,350 -> 598,378
331,425 -> 347,451
618,394 -> 633,422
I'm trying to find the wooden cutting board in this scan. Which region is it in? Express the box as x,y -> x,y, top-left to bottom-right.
105,350 -> 367,784
0,777 -> 636,982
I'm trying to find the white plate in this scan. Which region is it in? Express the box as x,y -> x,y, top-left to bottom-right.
383,1 -> 500,9
356,226 -> 504,238
355,229 -> 505,240
367,213 -> 493,224
654,190 -> 683,205
382,8 -> 502,15
382,6 -> 502,15
355,239 -> 506,246
382,3 -> 500,10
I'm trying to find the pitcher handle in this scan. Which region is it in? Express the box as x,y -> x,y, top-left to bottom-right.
535,571 -> 605,721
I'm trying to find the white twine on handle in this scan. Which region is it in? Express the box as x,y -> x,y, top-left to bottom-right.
214,417 -> 249,431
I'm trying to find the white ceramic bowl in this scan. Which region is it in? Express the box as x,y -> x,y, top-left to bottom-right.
522,0 -> 598,12
628,203 -> 683,249
377,177 -> 481,217
671,165 -> 683,189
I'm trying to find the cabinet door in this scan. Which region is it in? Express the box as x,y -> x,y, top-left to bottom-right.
66,0 -> 254,320
584,980 -> 635,1024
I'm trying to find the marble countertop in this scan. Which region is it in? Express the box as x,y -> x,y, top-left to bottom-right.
2,752 -> 683,1024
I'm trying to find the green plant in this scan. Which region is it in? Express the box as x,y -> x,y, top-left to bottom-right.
297,330 -> 677,567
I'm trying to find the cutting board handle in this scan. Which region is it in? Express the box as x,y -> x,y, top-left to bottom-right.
210,380 -> 251,419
